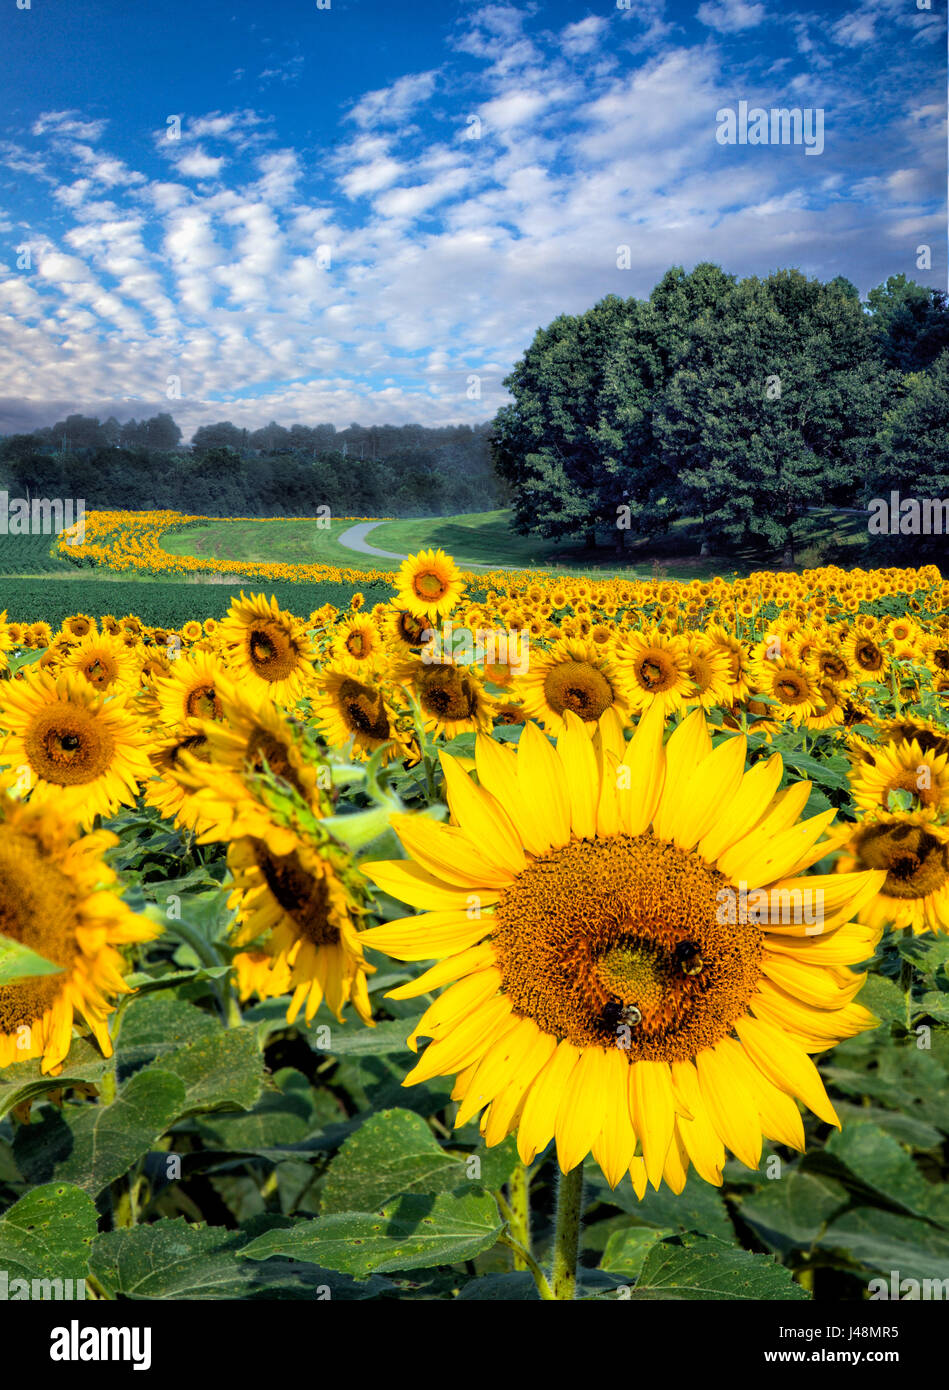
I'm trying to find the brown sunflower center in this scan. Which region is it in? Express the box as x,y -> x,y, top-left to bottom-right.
543,660 -> 613,721
0,829 -> 76,1034
248,625 -> 299,682
81,652 -> 118,688
414,571 -> 448,602
251,840 -> 339,947
855,641 -> 884,671
337,678 -> 390,740
635,651 -> 677,692
417,664 -> 480,723
773,673 -> 810,704
396,610 -> 428,645
883,768 -> 940,810
491,833 -> 763,1062
855,821 -> 949,899
345,630 -> 370,659
24,702 -> 116,786
185,683 -> 223,721
819,654 -> 848,682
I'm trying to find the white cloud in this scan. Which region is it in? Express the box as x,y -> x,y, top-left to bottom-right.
697,0 -> 767,33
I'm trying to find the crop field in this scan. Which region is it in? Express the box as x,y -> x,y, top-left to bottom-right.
0,523 -> 948,1306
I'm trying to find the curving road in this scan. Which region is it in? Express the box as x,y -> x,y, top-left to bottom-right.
336,519 -> 495,570
336,520 -> 409,560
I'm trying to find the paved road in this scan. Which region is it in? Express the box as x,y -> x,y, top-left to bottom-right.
336,519 -> 495,569
336,520 -> 408,560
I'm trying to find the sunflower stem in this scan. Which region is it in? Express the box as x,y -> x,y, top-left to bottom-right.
551,1160 -> 584,1301
507,1161 -> 532,1271
497,1234 -> 553,1300
900,926 -> 915,1031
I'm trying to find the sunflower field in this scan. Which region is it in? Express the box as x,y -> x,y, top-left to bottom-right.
1,539 -> 949,1307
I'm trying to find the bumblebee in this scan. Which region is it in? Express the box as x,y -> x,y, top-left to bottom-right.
674,940 -> 704,976
600,998 -> 642,1034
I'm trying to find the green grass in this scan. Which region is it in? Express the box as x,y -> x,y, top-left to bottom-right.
160,517 -> 370,569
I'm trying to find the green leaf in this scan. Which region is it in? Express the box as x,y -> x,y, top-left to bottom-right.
154,1026 -> 264,1117
89,1218 -> 391,1300
826,1124 -> 934,1218
0,933 -> 62,985
586,1168 -> 734,1242
739,1171 -> 848,1253
13,1067 -> 186,1196
321,1110 -> 463,1213
240,1191 -> 505,1276
0,1037 -> 113,1121
600,1225 -> 673,1277
852,974 -> 903,1025
619,1234 -> 809,1300
0,1183 -> 98,1283
817,1209 -> 949,1284
309,1017 -> 413,1056
114,994 -> 220,1078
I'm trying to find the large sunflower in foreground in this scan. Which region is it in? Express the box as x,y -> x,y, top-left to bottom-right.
0,793 -> 159,1073
218,592 -> 316,705
0,672 -> 153,827
361,707 -> 884,1192
395,548 -> 466,623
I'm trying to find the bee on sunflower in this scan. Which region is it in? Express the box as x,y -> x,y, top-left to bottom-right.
613,628 -> 695,716
361,707 -> 883,1193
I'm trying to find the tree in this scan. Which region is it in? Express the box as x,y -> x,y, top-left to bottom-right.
865,274 -> 949,372
191,422 -> 247,454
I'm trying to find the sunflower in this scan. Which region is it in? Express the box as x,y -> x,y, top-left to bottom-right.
838,809 -> 949,935
332,614 -> 382,665
395,549 -> 466,623
849,738 -> 949,816
747,655 -> 822,728
516,639 -> 630,735
174,688 -> 323,841
841,629 -> 889,682
613,629 -> 695,716
150,650 -> 233,728
218,592 -> 316,705
63,613 -> 96,639
0,672 -> 153,827
394,655 -> 493,740
683,636 -> 734,713
143,727 -> 216,831
385,605 -> 430,652
0,792 -> 159,1074
227,825 -> 375,1026
61,630 -> 140,697
361,708 -> 883,1190
703,623 -> 754,703
311,659 -> 409,763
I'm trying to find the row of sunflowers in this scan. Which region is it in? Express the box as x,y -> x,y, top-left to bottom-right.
1,544 -> 948,1299
58,510 -> 397,585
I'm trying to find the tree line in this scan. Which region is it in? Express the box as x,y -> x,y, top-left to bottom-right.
490,268 -> 949,564
0,419 -> 499,518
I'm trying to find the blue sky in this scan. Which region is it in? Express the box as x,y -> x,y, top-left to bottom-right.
0,0 -> 944,438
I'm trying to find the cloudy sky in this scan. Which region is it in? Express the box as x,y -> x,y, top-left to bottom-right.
0,0 -> 944,439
